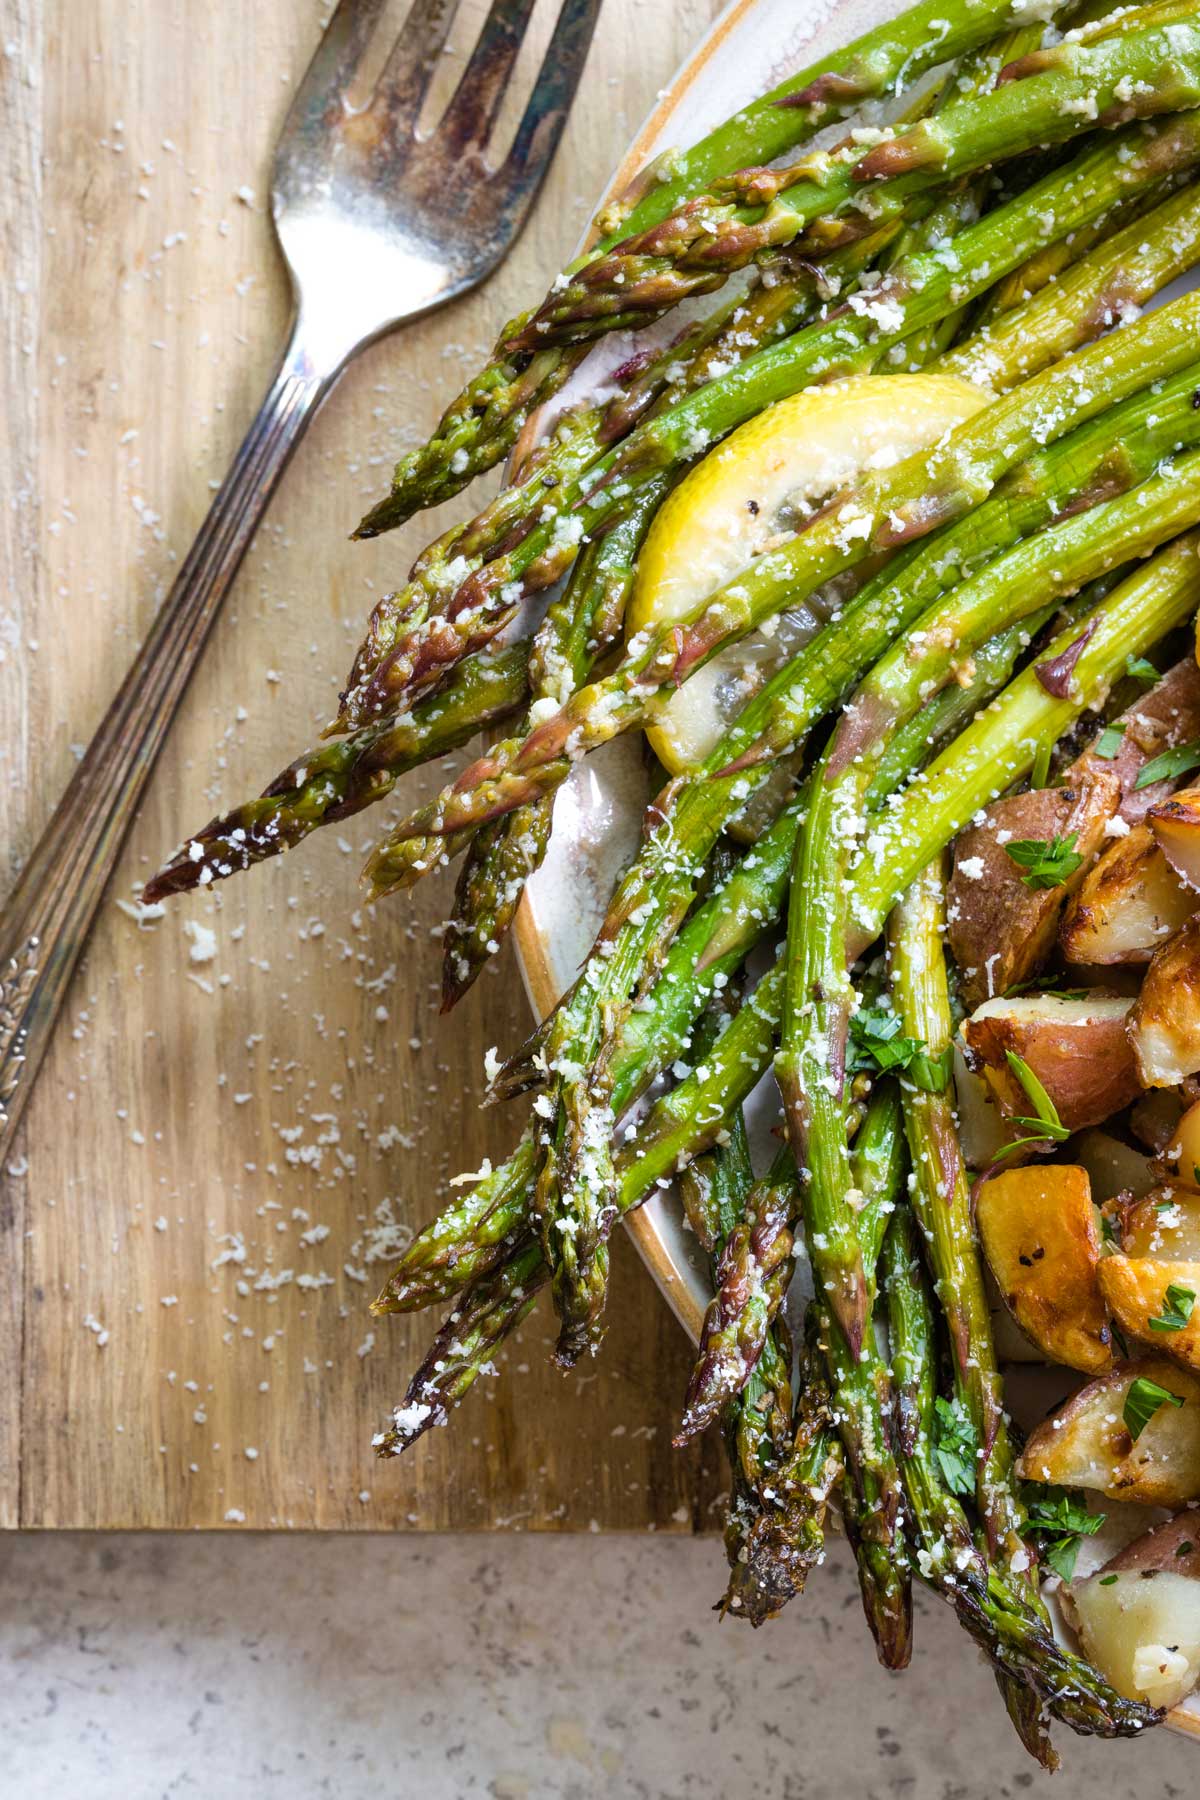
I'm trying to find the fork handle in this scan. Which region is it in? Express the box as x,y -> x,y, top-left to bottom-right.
0,315 -> 338,1159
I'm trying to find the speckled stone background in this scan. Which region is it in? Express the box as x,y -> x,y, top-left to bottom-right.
1,1532 -> 1195,1797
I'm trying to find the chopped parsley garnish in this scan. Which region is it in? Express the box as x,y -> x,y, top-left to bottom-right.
1134,740 -> 1200,790
1098,1573 -> 1118,1586
933,1397 -> 978,1499
1123,1375 -> 1184,1441
1100,1211 -> 1120,1248
847,1006 -> 926,1078
1148,1282 -> 1196,1335
1094,726 -> 1125,759
1022,1485 -> 1106,1582
1003,833 -> 1085,890
1125,655 -> 1160,685
909,1047 -> 953,1093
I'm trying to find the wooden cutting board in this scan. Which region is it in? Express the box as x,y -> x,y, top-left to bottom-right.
0,0 -> 730,1530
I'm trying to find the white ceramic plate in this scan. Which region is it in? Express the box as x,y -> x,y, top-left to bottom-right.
510,0 -> 1200,1740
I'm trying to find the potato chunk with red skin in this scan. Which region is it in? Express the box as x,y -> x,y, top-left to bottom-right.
1099,1256 -> 1200,1373
1016,1356 -> 1200,1506
1129,916 -> 1200,1088
1100,658 -> 1200,824
1104,1508 -> 1200,1577
948,767 -> 1120,1008
1150,784 -> 1200,893
975,1164 -> 1112,1373
1060,823 -> 1194,966
962,993 -> 1140,1135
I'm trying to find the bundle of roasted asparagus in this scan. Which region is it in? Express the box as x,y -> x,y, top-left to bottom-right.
149,0 -> 1200,1760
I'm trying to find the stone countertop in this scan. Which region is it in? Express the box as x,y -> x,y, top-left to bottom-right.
2,1532 -> 1194,1797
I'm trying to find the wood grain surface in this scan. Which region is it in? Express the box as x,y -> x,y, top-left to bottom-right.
0,0 -> 730,1530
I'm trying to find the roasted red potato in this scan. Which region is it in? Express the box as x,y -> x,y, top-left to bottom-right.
1097,658 -> 1200,823
1059,824 -> 1194,966
1104,1508 -> 1200,1578
1099,1257 -> 1200,1373
1016,1356 -> 1200,1506
1129,916 -> 1200,1087
948,767 -> 1119,1007
975,1164 -> 1111,1372
962,993 -> 1139,1134
1150,783 -> 1200,892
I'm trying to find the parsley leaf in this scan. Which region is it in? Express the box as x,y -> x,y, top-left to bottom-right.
1125,654 -> 1160,685
1094,726 -> 1125,760
1003,1052 -> 1070,1144
933,1396 -> 978,1499
1134,741 -> 1200,790
1123,1375 -> 1184,1441
1149,1282 -> 1196,1334
847,1007 -> 926,1078
1022,1484 -> 1105,1582
1004,833 -> 1085,890
909,1047 -> 953,1094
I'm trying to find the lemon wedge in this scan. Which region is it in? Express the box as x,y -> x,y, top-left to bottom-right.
629,373 -> 991,789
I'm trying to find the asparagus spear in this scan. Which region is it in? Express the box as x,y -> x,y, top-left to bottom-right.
887,863 -> 1029,1564
359,0 -> 1058,534
363,281 -> 1200,859
885,860 -> 1074,1761
939,181 -> 1200,393
668,1016 -> 800,1612
504,21 -> 1200,353
342,119 -> 1200,733
442,480 -> 668,1008
674,1144 -> 795,1446
143,637 -> 529,902
880,1200 -> 1158,1749
374,961 -> 785,1454
722,1085 -> 905,1626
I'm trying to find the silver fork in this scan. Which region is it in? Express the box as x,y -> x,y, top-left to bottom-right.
0,0 -> 601,1160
